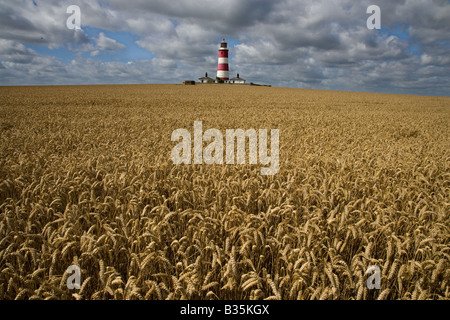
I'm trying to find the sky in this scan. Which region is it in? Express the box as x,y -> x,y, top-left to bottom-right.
0,0 -> 449,96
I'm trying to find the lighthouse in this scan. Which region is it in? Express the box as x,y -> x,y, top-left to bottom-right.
216,39 -> 229,81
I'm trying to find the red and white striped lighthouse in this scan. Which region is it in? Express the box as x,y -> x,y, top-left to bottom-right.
216,39 -> 229,81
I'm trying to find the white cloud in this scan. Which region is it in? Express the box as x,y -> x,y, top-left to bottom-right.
94,32 -> 126,51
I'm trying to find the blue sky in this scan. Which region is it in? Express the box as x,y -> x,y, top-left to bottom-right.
0,0 -> 449,96
379,25 -> 421,55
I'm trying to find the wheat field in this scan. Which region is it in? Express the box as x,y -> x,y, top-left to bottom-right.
0,84 -> 449,300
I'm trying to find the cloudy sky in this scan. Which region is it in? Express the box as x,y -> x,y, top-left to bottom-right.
0,0 -> 449,96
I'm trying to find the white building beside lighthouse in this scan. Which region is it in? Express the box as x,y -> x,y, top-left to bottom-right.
229,73 -> 246,84
199,72 -> 214,84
